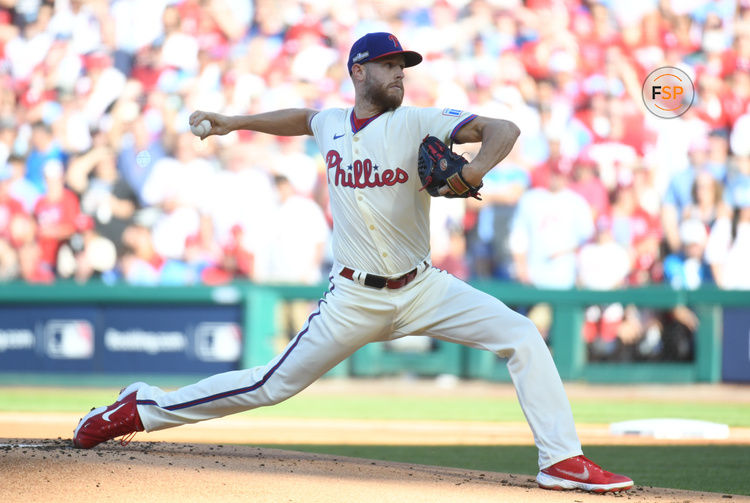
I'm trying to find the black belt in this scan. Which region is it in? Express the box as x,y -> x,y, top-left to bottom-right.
339,262 -> 428,289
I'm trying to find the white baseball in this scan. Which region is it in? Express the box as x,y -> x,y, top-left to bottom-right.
190,119 -> 211,137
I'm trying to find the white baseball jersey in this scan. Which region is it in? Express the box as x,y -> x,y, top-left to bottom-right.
134,105 -> 583,469
310,106 -> 476,276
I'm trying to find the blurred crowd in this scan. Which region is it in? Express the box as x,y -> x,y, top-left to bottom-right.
1,0 -> 750,358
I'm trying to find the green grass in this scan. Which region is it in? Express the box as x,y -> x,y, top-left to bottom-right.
1,387 -> 749,427
257,444 -> 750,496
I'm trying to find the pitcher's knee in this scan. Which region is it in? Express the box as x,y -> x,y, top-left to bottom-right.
508,314 -> 546,342
484,316 -> 537,354
500,316 -> 548,354
258,382 -> 299,406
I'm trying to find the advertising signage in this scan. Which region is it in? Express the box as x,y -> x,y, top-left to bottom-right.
0,305 -> 242,374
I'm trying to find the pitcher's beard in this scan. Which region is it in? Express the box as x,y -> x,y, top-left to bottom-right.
365,79 -> 403,112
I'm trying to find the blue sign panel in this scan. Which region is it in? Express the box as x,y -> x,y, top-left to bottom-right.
99,305 -> 242,373
0,306 -> 99,372
722,308 -> 750,383
0,305 -> 242,374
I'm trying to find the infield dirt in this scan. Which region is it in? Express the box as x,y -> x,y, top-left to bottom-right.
2,438 -> 748,503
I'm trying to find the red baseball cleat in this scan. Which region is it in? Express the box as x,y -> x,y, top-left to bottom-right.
73,382 -> 147,449
536,455 -> 634,493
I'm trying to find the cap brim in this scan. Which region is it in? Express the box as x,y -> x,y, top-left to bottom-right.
372,50 -> 423,68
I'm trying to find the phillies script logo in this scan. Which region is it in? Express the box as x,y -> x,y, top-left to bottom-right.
326,150 -> 408,188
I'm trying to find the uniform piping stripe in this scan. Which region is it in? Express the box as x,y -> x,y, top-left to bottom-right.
450,114 -> 477,139
137,283 -> 335,411
350,110 -> 384,134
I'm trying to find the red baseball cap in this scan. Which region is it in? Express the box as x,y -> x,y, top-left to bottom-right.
347,32 -> 422,74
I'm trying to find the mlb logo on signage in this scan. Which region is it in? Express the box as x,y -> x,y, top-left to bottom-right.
44,320 -> 94,359
194,322 -> 242,362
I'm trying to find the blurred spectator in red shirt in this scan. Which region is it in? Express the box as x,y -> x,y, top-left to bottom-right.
609,177 -> 663,286
529,138 -> 570,189
130,44 -> 165,94
33,159 -> 80,268
18,241 -> 54,283
0,162 -> 26,243
694,71 -> 731,132
723,70 -> 750,129
183,213 -> 235,285
569,155 -> 610,220
433,223 -> 470,281
219,224 -> 254,280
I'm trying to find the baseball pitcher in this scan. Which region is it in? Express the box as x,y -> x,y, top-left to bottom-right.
73,32 -> 633,493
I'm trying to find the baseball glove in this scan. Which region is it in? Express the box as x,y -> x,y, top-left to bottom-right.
417,135 -> 482,199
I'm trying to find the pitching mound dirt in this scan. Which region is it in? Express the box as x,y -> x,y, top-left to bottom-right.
1,438 -> 745,503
